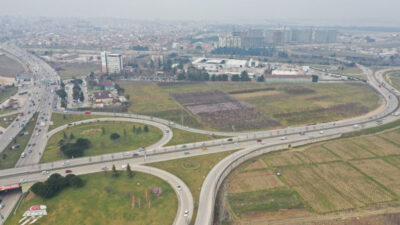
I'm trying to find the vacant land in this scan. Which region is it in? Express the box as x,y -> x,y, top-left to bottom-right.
41,121 -> 162,162
0,53 -> 25,77
385,71 -> 400,92
217,125 -> 400,224
53,62 -> 100,79
0,86 -> 17,104
0,114 -> 17,129
0,114 -> 37,169
165,127 -> 225,146
5,172 -> 177,225
118,81 -> 379,131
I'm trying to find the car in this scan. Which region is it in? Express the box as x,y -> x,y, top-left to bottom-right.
280,136 -> 287,140
257,139 -> 262,143
41,170 -> 49,175
319,130 -> 324,134
184,210 -> 189,217
65,170 -> 72,174
133,153 -> 139,157
184,151 -> 190,155
177,185 -> 182,191
227,138 -> 233,141
0,203 -> 5,209
101,166 -> 108,171
19,178 -> 27,183
181,145 -> 187,149
121,164 -> 127,169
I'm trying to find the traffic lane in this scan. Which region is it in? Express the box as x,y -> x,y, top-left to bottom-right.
0,189 -> 22,225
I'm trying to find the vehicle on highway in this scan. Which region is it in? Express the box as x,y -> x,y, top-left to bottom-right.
257,139 -> 262,143
65,170 -> 72,174
184,210 -> 189,217
121,164 -> 127,169
227,138 -> 233,141
20,152 -> 26,158
41,170 -> 49,175
85,111 -> 91,114
0,200 -> 4,209
101,166 -> 108,171
184,151 -> 190,155
320,130 -> 325,134
353,124 -> 359,129
181,145 -> 187,149
177,185 -> 182,191
133,153 -> 139,157
280,136 -> 287,140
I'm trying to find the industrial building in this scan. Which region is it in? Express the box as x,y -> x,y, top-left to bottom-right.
101,52 -> 123,74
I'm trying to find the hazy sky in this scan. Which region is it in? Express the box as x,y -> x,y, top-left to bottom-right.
1,0 -> 399,26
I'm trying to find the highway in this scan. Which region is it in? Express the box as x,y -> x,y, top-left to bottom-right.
0,43 -> 400,225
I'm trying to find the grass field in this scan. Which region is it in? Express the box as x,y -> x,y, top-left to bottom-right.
49,113 -> 112,130
0,53 -> 25,77
219,125 -> 400,223
329,66 -> 365,79
56,62 -> 100,79
5,172 -> 177,225
0,114 -> 17,129
41,121 -> 163,163
165,127 -> 225,146
0,86 -> 17,104
118,81 -> 379,131
149,150 -> 237,224
0,113 -> 38,169
385,71 -> 400,91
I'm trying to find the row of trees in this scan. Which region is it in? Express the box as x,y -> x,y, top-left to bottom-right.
178,70 -> 265,82
31,173 -> 84,199
111,164 -> 134,178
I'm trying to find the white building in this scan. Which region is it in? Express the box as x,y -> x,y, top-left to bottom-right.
101,52 -> 123,74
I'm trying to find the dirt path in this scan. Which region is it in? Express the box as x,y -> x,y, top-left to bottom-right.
0,75 -> 15,85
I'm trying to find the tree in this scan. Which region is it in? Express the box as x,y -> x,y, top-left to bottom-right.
66,174 -> 84,188
63,114 -> 66,120
123,129 -> 127,136
240,71 -> 251,81
102,127 -> 106,135
79,92 -> 84,102
136,127 -> 142,134
144,125 -> 149,133
126,164 -> 134,178
132,125 -> 136,133
56,89 -> 67,99
211,75 -> 217,81
231,74 -> 240,82
110,133 -> 120,141
257,75 -> 265,82
177,73 -> 186,80
112,164 -> 119,178
63,132 -> 67,139
70,133 -> 75,139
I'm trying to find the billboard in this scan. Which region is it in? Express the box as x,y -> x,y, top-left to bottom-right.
0,183 -> 20,191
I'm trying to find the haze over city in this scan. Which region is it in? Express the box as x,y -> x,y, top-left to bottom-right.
1,0 -> 400,26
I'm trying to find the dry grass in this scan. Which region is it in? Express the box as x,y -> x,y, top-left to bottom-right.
281,166 -> 354,213
314,162 -> 393,207
351,158 -> 400,195
242,159 -> 268,172
231,90 -> 281,99
263,151 -> 310,167
351,136 -> 399,156
323,140 -> 375,160
228,170 -> 285,194
300,145 -> 340,163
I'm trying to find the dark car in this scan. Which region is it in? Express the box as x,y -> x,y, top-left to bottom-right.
65,170 -> 72,174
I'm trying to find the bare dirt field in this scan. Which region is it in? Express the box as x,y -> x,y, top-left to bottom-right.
0,75 -> 15,85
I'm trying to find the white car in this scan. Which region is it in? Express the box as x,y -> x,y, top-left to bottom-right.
121,164 -> 127,169
184,210 -> 189,217
319,130 -> 324,134
177,185 -> 182,191
280,136 -> 287,140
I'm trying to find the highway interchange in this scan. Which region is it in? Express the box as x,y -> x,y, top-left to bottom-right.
0,44 -> 399,225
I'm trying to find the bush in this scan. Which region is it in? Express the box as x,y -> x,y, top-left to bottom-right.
110,133 -> 120,140
60,138 -> 91,158
31,173 -> 84,199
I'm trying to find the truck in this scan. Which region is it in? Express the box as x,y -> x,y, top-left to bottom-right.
20,152 -> 26,158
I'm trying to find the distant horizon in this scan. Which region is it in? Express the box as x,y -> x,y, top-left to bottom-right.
1,0 -> 399,27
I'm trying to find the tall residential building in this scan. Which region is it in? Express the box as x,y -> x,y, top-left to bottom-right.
218,35 -> 242,48
101,51 -> 123,74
